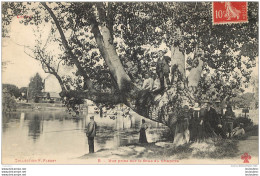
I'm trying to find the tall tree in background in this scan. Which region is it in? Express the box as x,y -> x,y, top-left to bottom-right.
28,73 -> 44,102
2,2 -> 258,133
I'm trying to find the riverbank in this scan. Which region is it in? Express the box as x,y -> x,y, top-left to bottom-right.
15,102 -> 67,111
80,125 -> 258,164
81,139 -> 239,159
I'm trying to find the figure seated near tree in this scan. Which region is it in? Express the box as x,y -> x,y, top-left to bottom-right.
231,123 -> 245,138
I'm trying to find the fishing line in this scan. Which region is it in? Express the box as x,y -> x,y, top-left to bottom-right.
44,129 -> 83,133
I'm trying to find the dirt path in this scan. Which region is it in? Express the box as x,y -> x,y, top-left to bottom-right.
80,136 -> 259,163
237,136 -> 258,158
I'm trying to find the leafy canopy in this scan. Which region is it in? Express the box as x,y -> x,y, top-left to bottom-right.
2,2 -> 258,103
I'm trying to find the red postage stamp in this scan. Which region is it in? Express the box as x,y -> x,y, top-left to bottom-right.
213,2 -> 248,24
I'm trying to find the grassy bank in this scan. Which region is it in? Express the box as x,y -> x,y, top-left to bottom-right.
82,125 -> 258,160
129,139 -> 239,159
129,124 -> 258,159
81,139 -> 239,160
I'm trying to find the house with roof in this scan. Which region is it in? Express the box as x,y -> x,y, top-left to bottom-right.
48,92 -> 62,103
36,92 -> 49,103
35,92 -> 61,103
27,74 -> 62,103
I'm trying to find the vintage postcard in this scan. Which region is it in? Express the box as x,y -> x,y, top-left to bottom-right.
1,2 -> 258,165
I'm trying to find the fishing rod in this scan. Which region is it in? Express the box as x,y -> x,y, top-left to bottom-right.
44,129 -> 84,133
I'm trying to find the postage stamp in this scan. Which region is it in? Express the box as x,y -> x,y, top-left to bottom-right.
213,2 -> 248,24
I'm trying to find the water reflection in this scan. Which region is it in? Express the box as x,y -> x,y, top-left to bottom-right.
2,112 -> 20,133
2,110 -> 168,160
28,114 -> 42,141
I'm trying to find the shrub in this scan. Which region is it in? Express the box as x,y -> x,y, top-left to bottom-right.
2,88 -> 17,112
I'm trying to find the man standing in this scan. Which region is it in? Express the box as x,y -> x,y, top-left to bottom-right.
86,116 -> 97,153
213,100 -> 226,138
224,104 -> 236,138
200,101 -> 218,138
207,102 -> 221,132
156,51 -> 170,90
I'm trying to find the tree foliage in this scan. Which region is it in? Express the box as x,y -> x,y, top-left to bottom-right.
2,84 -> 21,98
232,92 -> 257,109
28,73 -> 44,102
2,88 -> 17,112
2,2 -> 258,128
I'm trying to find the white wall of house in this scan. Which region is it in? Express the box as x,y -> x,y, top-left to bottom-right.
44,75 -> 62,93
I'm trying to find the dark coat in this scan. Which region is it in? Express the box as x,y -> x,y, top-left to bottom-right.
200,107 -> 217,138
206,107 -> 221,129
189,111 -> 200,142
86,121 -> 97,137
224,110 -> 235,119
156,57 -> 170,76
139,123 -> 148,143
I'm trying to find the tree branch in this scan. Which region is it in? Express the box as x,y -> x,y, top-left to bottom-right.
36,50 -> 67,92
56,59 -> 63,73
41,2 -> 92,90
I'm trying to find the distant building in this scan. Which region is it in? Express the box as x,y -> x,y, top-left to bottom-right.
36,92 -> 49,103
26,74 -> 63,103
35,92 -> 61,103
49,92 -> 62,103
44,74 -> 62,93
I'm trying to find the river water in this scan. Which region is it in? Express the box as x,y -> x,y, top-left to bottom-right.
2,110 -> 168,163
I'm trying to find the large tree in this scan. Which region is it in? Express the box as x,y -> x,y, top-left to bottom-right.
2,2 -> 258,132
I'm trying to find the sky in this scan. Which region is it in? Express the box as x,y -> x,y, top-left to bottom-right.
2,16 -> 61,92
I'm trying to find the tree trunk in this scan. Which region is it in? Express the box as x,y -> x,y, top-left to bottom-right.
98,25 -> 133,92
171,45 -> 185,77
187,59 -> 204,88
90,19 -> 139,111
